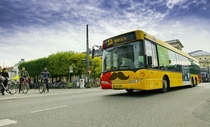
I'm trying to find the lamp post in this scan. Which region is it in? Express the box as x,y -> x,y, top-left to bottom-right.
86,24 -> 90,87
69,65 -> 73,82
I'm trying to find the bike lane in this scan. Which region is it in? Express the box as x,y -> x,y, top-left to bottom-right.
0,88 -> 101,101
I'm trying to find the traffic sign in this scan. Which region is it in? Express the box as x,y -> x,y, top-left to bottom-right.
69,65 -> 73,73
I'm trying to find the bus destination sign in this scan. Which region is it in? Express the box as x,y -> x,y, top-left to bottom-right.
103,32 -> 136,48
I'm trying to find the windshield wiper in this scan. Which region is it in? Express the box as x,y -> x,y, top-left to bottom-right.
119,65 -> 132,70
103,66 -> 119,73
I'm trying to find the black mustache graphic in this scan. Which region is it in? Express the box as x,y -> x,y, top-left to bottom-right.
109,72 -> 129,80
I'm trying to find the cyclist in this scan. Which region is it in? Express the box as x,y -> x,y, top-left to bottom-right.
0,68 -> 9,95
40,67 -> 50,92
18,67 -> 29,93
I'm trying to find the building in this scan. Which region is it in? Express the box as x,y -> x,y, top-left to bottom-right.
8,59 -> 25,80
188,50 -> 210,67
166,39 -> 184,51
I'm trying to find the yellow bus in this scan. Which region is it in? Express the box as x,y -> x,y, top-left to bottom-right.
100,30 -> 201,92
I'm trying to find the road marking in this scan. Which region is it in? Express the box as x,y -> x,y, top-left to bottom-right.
31,105 -> 67,113
0,119 -> 17,127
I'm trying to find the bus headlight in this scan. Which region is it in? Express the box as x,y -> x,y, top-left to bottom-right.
101,81 -> 110,84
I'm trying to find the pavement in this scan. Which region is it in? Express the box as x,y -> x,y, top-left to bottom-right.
0,87 -> 101,101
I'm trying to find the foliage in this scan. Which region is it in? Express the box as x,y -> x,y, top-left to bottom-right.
19,57 -> 49,77
18,51 -> 102,79
68,82 -> 73,88
89,57 -> 102,78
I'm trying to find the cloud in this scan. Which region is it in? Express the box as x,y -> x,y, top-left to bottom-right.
0,0 -> 210,67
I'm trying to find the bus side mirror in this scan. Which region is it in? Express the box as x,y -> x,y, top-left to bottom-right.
92,48 -> 95,58
147,56 -> 152,66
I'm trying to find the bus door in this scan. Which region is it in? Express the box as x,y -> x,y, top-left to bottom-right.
181,65 -> 190,85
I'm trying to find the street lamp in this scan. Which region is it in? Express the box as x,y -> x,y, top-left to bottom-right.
86,24 -> 90,87
92,45 -> 102,58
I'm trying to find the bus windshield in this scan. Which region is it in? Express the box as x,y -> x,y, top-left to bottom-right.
102,41 -> 144,72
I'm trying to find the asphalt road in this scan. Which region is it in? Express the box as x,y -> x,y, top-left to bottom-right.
0,83 -> 210,127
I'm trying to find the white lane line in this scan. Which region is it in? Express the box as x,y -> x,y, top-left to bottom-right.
31,105 -> 67,113
0,119 -> 17,127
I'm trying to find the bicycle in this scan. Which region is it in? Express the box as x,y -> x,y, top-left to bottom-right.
59,82 -> 68,89
0,76 -> 18,95
7,80 -> 19,94
19,77 -> 29,94
39,77 -> 47,93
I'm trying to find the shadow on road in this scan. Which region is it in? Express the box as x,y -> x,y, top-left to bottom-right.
103,85 -> 199,98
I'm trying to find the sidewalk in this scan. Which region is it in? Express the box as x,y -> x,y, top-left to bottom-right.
0,87 -> 101,101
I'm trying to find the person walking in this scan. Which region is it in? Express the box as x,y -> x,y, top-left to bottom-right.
0,68 -> 9,95
40,67 -> 50,92
18,67 -> 29,93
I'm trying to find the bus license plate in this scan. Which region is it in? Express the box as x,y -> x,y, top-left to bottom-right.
113,85 -> 122,88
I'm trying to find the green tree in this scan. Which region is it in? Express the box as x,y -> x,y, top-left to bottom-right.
19,57 -> 49,77
18,51 -> 102,80
90,57 -> 102,78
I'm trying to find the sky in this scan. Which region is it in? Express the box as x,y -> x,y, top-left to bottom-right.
0,0 -> 210,67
